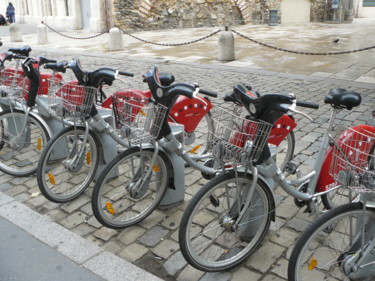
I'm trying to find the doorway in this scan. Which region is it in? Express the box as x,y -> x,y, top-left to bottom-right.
81,0 -> 91,29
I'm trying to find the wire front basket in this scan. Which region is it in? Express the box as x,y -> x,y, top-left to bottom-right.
207,106 -> 272,164
48,80 -> 97,120
112,94 -> 167,145
330,125 -> 375,193
0,69 -> 27,101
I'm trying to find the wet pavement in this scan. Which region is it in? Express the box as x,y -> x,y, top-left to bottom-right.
0,19 -> 374,281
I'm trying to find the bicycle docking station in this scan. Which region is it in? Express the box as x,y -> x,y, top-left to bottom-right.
89,107 -> 119,180
158,123 -> 186,208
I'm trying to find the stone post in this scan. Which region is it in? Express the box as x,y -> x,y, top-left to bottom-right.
109,27 -> 123,51
218,27 -> 235,61
37,24 -> 49,45
9,23 -> 22,42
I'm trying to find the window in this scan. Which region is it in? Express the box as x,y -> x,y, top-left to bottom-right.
363,0 -> 375,7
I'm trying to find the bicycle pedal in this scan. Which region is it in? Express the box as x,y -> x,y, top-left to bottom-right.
285,161 -> 298,175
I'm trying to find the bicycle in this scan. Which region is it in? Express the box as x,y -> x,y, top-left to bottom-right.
90,65 -> 296,229
36,56 -> 238,203
288,122 -> 375,281
177,86 -> 371,271
0,56 -> 66,176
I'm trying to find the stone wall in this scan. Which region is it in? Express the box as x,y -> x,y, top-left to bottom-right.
112,0 -> 339,31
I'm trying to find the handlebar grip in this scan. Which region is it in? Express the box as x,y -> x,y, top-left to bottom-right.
118,70 -> 134,77
296,100 -> 319,109
199,88 -> 218,98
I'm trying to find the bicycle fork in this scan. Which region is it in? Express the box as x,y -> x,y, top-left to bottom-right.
62,122 -> 89,173
127,142 -> 160,199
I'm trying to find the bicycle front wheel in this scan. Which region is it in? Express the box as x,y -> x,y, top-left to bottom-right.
0,109 -> 50,176
288,202 -> 375,281
92,146 -> 170,229
37,126 -> 99,203
274,130 -> 295,172
179,171 -> 274,271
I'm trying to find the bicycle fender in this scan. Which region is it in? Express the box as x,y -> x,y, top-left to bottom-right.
268,114 -> 297,146
316,124 -> 375,192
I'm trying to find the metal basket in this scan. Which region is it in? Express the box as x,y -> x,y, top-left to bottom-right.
0,69 -> 27,101
330,125 -> 375,193
207,106 -> 272,164
48,80 -> 97,120
112,94 -> 167,145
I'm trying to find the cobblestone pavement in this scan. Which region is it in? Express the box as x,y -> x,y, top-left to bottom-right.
0,47 -> 374,281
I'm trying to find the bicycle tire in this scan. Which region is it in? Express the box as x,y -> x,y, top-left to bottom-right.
179,170 -> 274,271
288,202 -> 375,281
0,108 -> 50,176
37,125 -> 99,203
275,130 -> 295,172
92,146 -> 170,229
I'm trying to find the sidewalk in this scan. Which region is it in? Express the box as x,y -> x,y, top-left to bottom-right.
0,19 -> 374,281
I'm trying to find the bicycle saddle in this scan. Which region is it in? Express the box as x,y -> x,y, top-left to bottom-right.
324,88 -> 361,110
8,46 -> 32,57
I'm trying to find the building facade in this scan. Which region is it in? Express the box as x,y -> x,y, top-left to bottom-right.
0,0 -> 373,32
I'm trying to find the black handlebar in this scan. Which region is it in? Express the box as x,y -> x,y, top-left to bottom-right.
118,70 -> 134,77
199,88 -> 218,98
296,100 -> 320,109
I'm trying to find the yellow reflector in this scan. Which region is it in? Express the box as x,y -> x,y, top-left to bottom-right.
189,145 -> 201,154
139,110 -> 147,116
308,257 -> 317,271
48,173 -> 56,185
153,164 -> 160,173
37,138 -> 42,151
86,151 -> 91,165
105,202 -> 115,215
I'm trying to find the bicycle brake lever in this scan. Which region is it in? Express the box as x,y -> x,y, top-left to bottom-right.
289,107 -> 313,121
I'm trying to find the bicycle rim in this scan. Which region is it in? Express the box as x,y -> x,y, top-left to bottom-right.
289,202 -> 375,281
92,146 -> 170,229
37,126 -> 99,203
0,109 -> 49,176
179,171 -> 273,271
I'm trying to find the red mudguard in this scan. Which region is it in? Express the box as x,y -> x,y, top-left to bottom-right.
169,95 -> 213,134
316,124 -> 375,192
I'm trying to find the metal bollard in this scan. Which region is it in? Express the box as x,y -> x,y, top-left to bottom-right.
109,27 -> 123,51
37,24 -> 48,45
9,23 -> 22,42
218,27 -> 235,61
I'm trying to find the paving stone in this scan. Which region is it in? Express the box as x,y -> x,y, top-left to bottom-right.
0,183 -> 12,191
12,192 -> 29,202
200,271 -> 232,281
270,227 -> 300,248
102,241 -> 122,255
276,202 -> 299,219
71,223 -> 95,237
118,243 -> 148,262
60,211 -> 88,229
117,226 -> 147,245
94,227 -> 118,241
285,217 -> 311,232
61,195 -> 90,214
177,265 -> 205,281
3,185 -> 27,196
80,202 -> 94,216
163,251 -> 187,276
44,209 -> 68,222
151,239 -> 179,259
246,241 -> 286,273
231,267 -> 262,281
139,225 -> 170,247
86,215 -> 102,228
160,210 -> 183,230
271,258 -> 288,279
262,274 -> 287,281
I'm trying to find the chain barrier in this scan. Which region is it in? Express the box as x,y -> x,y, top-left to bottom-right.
231,29 -> 375,55
42,22 -> 106,40
117,27 -> 221,46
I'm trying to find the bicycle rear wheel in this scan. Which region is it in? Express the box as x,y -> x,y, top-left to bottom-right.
92,146 -> 170,229
0,109 -> 50,176
179,171 -> 274,271
288,202 -> 375,281
37,126 -> 99,203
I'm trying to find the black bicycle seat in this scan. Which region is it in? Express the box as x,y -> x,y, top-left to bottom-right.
324,88 -> 361,110
8,46 -> 32,57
